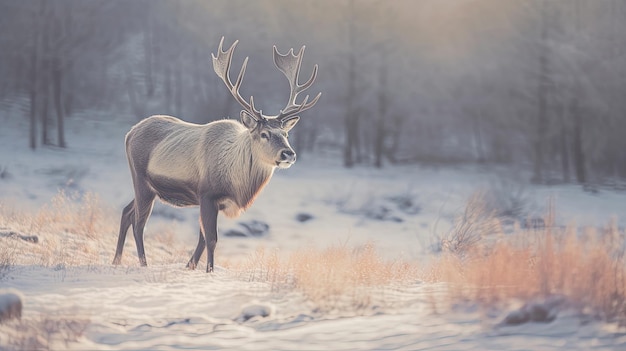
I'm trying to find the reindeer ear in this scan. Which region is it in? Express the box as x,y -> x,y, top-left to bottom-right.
281,116 -> 300,132
240,110 -> 258,130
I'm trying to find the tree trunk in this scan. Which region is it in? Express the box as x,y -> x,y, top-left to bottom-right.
571,103 -> 586,184
29,0 -> 47,150
41,15 -> 51,146
343,0 -> 357,168
63,69 -> 73,117
48,3 -> 66,148
143,5 -> 154,98
559,106 -> 570,183
374,61 -> 387,168
164,63 -> 172,113
532,0 -> 550,183
29,51 -> 38,150
174,60 -> 183,116
126,66 -> 144,120
52,60 -> 66,148
472,113 -> 486,163
559,128 -> 570,183
571,0 -> 585,184
41,77 -> 50,145
385,115 -> 404,164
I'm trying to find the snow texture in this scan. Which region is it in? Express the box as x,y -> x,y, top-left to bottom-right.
1,115 -> 626,349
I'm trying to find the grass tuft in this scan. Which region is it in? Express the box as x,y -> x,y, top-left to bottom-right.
229,243 -> 419,312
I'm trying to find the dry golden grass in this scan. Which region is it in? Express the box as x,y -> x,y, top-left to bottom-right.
221,191 -> 626,322
228,243 -> 419,312
1,190 -> 625,325
430,195 -> 626,325
0,191 -> 105,241
0,191 -> 186,268
0,239 -> 18,278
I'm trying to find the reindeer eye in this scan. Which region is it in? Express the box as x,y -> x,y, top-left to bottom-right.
260,132 -> 270,140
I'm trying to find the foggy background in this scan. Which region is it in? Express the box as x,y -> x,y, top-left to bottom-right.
1,0 -> 625,184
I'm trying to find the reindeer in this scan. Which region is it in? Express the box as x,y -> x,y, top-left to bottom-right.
112,37 -> 320,272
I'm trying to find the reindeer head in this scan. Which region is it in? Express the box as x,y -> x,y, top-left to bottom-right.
212,37 -> 321,169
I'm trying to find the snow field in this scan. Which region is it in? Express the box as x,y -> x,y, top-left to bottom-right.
1,116 -> 626,349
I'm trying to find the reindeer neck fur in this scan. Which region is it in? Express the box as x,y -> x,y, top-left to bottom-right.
215,125 -> 275,218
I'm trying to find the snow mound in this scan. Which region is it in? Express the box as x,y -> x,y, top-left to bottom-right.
500,295 -> 568,326
0,288 -> 23,322
235,301 -> 276,323
224,220 -> 270,238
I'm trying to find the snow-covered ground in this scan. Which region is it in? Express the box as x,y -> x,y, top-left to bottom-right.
1,113 -> 626,350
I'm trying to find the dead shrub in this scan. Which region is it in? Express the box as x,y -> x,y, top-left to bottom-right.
436,191 -> 501,257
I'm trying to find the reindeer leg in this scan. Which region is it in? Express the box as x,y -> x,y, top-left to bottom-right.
199,196 -> 218,273
186,229 -> 205,270
113,200 -> 135,265
132,187 -> 156,267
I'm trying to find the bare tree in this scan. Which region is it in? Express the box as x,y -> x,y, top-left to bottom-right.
343,0 -> 359,168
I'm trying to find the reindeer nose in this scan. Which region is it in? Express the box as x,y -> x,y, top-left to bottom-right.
280,150 -> 296,162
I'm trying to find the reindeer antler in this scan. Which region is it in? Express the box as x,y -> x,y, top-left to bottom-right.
273,46 -> 321,120
212,37 -> 264,121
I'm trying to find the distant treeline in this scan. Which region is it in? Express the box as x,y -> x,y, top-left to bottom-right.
1,0 -> 626,183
